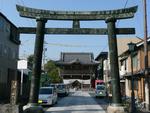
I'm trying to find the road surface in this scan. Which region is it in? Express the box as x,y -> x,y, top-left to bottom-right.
45,90 -> 106,113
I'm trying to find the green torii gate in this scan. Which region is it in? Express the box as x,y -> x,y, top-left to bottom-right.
16,5 -> 137,113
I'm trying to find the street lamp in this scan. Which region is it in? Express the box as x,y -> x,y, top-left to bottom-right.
128,42 -> 136,113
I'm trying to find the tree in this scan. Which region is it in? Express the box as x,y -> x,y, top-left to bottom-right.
27,55 -> 62,84
27,54 -> 34,69
44,60 -> 63,83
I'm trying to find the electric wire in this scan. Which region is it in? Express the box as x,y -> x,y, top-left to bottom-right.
0,0 -> 3,11
21,40 -> 105,48
17,0 -> 35,59
16,0 -> 35,27
124,0 -> 129,8
116,0 -> 129,27
20,0 -> 25,6
16,1 -> 110,59
16,0 -> 21,5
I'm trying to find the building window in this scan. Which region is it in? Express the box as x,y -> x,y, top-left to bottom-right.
8,47 -> 11,59
3,45 -> 8,57
120,58 -> 127,71
10,25 -> 20,44
124,59 -> 127,70
0,43 -> 2,56
120,60 -> 123,66
0,69 -> 1,82
128,79 -> 138,90
132,54 -> 138,69
5,23 -> 10,33
0,19 -> 4,31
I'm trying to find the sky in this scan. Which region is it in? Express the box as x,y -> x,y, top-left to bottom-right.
0,0 -> 150,61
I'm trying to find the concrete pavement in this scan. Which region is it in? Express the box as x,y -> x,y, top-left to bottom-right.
45,91 -> 106,113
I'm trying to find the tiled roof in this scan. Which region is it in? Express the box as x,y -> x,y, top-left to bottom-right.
95,52 -> 108,61
56,52 -> 99,65
117,37 -> 142,56
119,37 -> 150,57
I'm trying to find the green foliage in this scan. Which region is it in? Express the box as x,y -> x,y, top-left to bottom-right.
40,73 -> 50,87
44,60 -> 63,83
27,54 -> 34,69
27,54 -> 63,84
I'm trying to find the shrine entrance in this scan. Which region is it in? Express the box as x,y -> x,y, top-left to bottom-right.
16,5 -> 137,112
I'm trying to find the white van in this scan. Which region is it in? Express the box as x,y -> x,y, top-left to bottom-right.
95,85 -> 107,97
38,87 -> 57,105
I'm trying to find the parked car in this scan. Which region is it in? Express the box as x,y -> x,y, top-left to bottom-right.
95,85 -> 107,97
38,87 -> 57,105
49,84 -> 58,91
57,84 -> 69,96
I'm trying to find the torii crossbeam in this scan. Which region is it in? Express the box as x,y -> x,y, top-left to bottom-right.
17,5 -> 137,35
16,5 -> 137,20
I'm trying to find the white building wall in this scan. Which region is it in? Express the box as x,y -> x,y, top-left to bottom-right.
103,59 -> 110,83
125,79 -> 130,97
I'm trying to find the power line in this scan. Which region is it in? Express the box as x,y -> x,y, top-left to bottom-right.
19,0 -> 25,6
100,44 -> 108,52
116,0 -> 129,27
124,0 -> 129,8
21,39 -> 106,48
46,43 -> 105,48
0,0 -> 3,11
15,0 -> 35,27
16,0 -> 21,5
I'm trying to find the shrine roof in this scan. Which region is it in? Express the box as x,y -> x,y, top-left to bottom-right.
56,52 -> 99,66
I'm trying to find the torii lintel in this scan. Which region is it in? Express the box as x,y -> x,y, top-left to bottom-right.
16,5 -> 138,20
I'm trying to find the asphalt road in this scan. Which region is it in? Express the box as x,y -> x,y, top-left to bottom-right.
45,90 -> 106,113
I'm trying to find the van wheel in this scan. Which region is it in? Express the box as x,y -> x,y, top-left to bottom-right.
52,100 -> 54,105
55,101 -> 57,104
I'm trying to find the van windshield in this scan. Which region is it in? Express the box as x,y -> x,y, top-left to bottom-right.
39,88 -> 52,94
96,86 -> 105,90
49,84 -> 56,88
57,85 -> 65,89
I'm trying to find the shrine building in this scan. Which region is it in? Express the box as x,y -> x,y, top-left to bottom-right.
56,52 -> 99,89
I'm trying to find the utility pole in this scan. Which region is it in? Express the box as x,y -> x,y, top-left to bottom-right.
43,47 -> 47,70
128,42 -> 137,113
143,0 -> 150,111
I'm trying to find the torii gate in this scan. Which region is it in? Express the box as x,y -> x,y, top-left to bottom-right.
16,5 -> 137,113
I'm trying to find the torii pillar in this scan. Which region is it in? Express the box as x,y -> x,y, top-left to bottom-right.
23,19 -> 47,113
106,17 -> 125,113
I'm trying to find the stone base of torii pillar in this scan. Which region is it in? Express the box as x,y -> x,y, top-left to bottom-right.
107,105 -> 127,113
23,103 -> 44,113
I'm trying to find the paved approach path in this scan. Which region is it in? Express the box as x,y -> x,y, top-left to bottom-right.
45,91 -> 106,113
